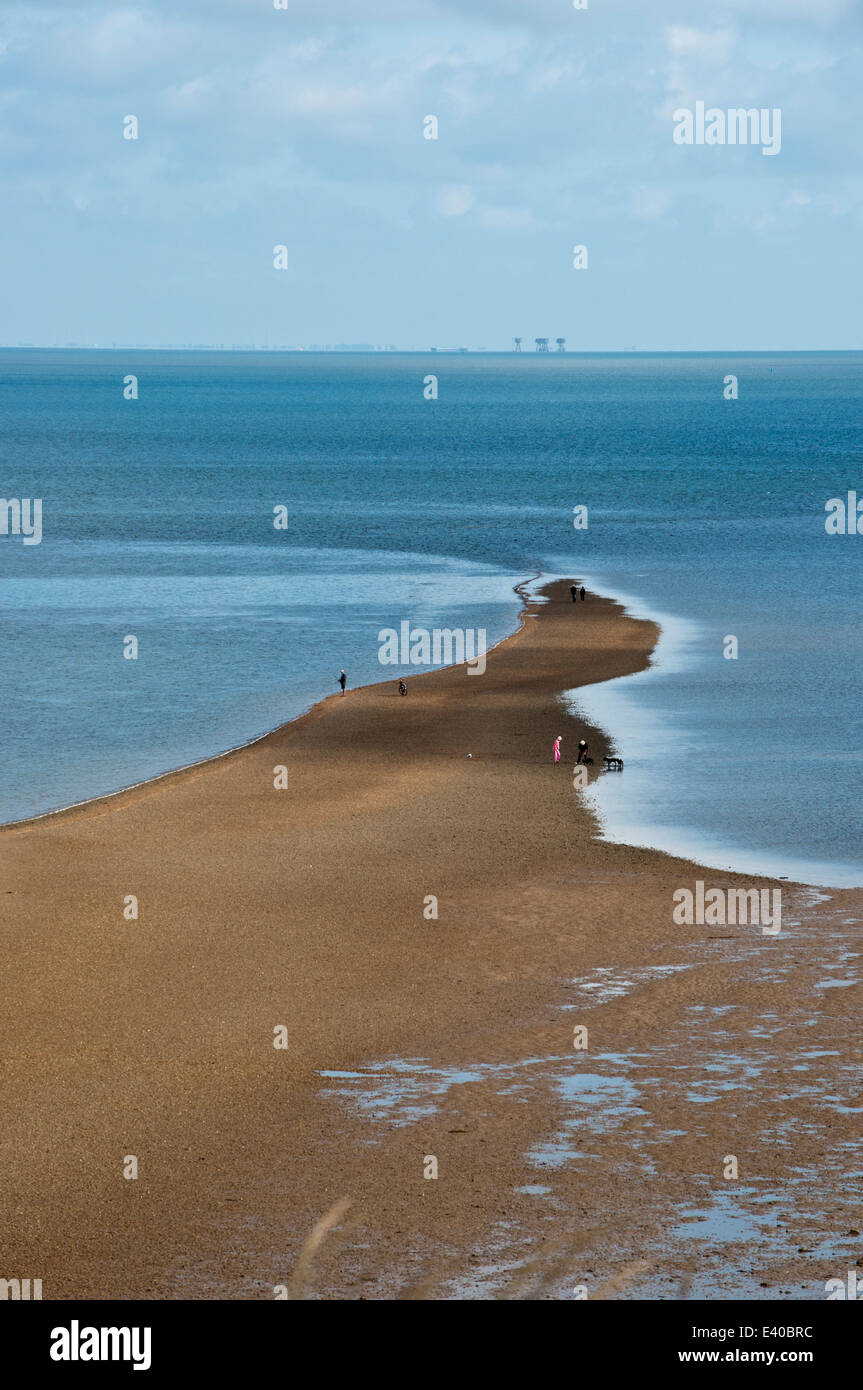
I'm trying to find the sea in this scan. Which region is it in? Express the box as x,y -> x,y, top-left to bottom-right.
1,348 -> 860,886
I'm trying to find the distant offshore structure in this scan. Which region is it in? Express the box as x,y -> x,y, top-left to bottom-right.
513,338 -> 566,352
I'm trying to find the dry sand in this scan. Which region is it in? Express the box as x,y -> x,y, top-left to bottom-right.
0,579 -> 860,1300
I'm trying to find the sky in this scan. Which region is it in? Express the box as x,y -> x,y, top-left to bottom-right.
1,0 -> 861,350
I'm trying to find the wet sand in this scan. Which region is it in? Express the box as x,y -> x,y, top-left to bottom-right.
0,579 -> 860,1299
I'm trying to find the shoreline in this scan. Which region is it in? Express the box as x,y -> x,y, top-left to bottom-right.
1,578 -> 859,1299
4,566 -> 854,890
0,571 -> 542,838
562,575 -> 863,892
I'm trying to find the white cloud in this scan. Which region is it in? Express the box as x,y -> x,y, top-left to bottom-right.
666,26 -> 737,64
437,184 -> 474,216
65,8 -> 183,74
525,58 -> 584,94
477,203 -> 533,228
629,186 -> 673,221
164,78 -> 211,114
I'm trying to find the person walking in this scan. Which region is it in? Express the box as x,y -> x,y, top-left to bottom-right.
580,586 -> 586,602
553,735 -> 562,764
338,669 -> 347,695
570,584 -> 578,603
576,738 -> 588,764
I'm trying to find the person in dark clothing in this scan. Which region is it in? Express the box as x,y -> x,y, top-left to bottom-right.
576,739 -> 588,764
580,586 -> 586,602
338,669 -> 347,694
398,680 -> 407,696
570,584 -> 578,603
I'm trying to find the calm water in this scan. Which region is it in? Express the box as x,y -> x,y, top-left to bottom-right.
1,349 -> 860,884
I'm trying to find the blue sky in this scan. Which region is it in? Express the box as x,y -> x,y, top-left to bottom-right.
1,0 -> 861,349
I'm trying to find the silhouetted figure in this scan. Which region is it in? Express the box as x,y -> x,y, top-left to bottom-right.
338,669 -> 347,694
570,584 -> 578,603
576,739 -> 588,764
580,586 -> 586,602
398,680 -> 407,696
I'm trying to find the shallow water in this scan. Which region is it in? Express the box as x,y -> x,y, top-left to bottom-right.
316,896 -> 860,1299
2,348 -> 861,884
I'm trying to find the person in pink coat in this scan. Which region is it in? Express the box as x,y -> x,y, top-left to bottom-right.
553,735 -> 562,764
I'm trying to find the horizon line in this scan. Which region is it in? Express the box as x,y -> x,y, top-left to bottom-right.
2,345 -> 861,355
